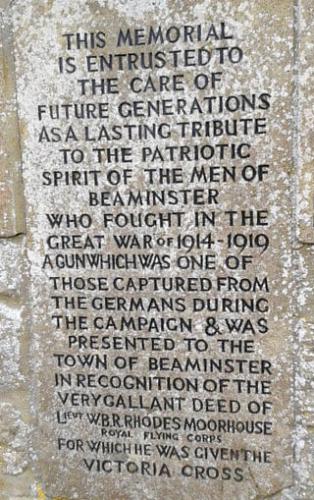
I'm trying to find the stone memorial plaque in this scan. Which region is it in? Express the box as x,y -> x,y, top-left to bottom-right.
11,0 -> 295,498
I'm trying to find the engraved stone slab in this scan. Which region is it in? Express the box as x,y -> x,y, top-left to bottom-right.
11,0 -> 294,498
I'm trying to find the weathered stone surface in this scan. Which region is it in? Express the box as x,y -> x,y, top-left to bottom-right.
294,1 -> 314,499
0,237 -> 25,295
0,403 -> 30,474
0,0 -> 312,499
0,397 -> 34,499
297,0 -> 314,243
0,0 -> 25,237
0,301 -> 23,387
9,0 -> 297,498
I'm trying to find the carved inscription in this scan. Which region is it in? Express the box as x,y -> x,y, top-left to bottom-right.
12,1 -> 294,497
